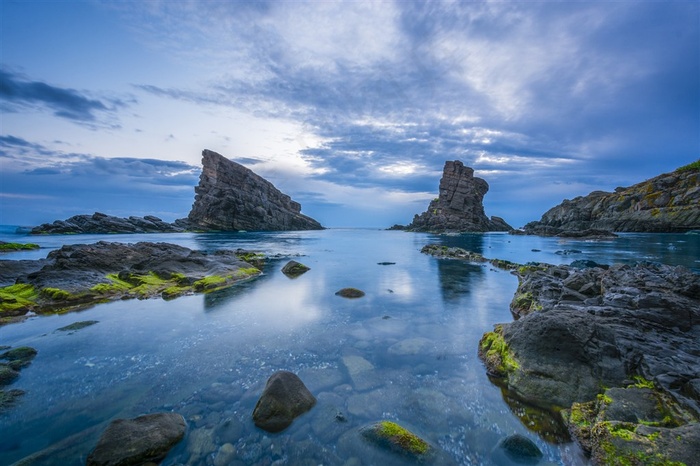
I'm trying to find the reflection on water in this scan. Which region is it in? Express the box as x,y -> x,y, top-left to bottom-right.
1,229 -> 695,464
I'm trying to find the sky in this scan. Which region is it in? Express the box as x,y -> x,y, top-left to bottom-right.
1,0 -> 698,229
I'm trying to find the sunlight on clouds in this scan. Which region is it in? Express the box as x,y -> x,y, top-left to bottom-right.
378,161 -> 421,177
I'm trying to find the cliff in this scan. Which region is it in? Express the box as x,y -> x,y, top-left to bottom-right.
406,160 -> 512,233
187,150 -> 323,231
523,161 -> 700,234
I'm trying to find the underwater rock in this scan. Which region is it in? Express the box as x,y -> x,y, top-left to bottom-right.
359,420 -> 431,459
252,370 -> 316,433
56,320 -> 99,332
335,288 -> 365,298
188,149 -> 323,231
86,412 -> 186,466
281,260 -> 310,278
492,434 -> 543,465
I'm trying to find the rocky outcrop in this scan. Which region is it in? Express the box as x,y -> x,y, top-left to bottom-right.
523,162 -> 700,234
0,242 -> 262,324
0,346 -> 37,411
478,261 -> 700,465
31,212 -> 189,235
406,161 -> 511,233
87,412 -> 186,466
188,149 -> 323,231
252,371 -> 316,432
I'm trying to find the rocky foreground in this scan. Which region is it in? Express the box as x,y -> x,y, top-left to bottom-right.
0,241 -> 263,325
422,244 -> 700,464
522,161 -> 700,234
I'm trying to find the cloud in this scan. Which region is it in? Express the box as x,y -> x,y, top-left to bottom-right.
0,68 -> 131,127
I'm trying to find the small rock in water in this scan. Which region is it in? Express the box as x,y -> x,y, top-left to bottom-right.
281,260 -> 310,278
377,262 -> 396,265
252,370 -> 316,433
554,249 -> 582,255
335,288 -> 365,298
492,433 -> 543,465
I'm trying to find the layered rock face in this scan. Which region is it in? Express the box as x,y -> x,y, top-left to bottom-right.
407,161 -> 511,232
523,164 -> 700,234
188,150 -> 323,231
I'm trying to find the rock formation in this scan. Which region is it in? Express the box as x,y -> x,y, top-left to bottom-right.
188,149 -> 323,231
31,212 -> 189,235
523,161 -> 700,234
252,370 -> 316,432
406,161 -> 511,232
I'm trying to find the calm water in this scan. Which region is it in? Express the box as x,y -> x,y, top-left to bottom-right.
1,228 -> 698,465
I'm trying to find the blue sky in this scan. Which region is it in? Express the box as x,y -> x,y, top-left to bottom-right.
1,1 -> 698,228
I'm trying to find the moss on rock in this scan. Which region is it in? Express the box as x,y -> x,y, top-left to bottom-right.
478,324 -> 519,378
360,420 -> 431,458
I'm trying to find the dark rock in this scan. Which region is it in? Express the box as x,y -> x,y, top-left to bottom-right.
56,320 -> 99,332
377,262 -> 396,265
522,164 -> 700,233
386,224 -> 406,230
0,388 -> 25,411
2,241 -> 260,323
406,160 -> 512,232
359,420 -> 431,459
188,149 -> 323,231
335,288 -> 366,299
86,412 -> 186,466
0,346 -> 37,369
0,365 -> 19,385
492,434 -> 543,465
31,212 -> 187,235
252,370 -> 316,432
478,261 -> 700,464
569,260 -> 608,270
281,260 -> 310,278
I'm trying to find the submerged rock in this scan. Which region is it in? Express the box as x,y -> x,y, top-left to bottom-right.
188,149 -> 323,231
86,412 -> 186,466
335,288 -> 365,298
406,160 -> 512,233
359,420 -> 431,459
492,434 -> 543,465
252,370 -> 316,433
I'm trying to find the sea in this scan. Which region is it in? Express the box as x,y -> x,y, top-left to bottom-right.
0,227 -> 698,465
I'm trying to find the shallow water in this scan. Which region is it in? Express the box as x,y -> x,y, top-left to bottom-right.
1,229 -> 698,465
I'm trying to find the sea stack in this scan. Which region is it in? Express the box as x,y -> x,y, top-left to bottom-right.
407,160 -> 511,233
187,150 -> 323,231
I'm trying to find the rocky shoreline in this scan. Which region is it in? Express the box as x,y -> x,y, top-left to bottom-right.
0,241 -> 263,325
422,243 -> 700,464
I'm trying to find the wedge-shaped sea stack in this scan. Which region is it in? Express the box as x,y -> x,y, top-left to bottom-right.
188,149 -> 323,231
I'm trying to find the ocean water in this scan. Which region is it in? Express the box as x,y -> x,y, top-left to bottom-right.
0,228 -> 698,465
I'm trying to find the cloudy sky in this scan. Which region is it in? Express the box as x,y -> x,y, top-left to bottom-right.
1,1 -> 698,228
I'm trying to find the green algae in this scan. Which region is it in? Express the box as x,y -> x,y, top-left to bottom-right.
0,242 -> 40,251
367,421 -> 430,456
0,284 -> 39,314
479,325 -> 519,378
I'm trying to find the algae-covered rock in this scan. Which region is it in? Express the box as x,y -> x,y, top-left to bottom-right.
252,370 -> 316,433
359,420 -> 431,459
281,260 -> 310,278
492,434 -> 543,465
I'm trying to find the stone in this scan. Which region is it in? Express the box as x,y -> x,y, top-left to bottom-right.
281,260 -> 310,278
252,370 -> 316,433
335,287 -> 365,298
522,163 -> 700,233
188,149 -> 323,231
492,434 -> 543,465
359,420 -> 431,459
406,160 -> 512,232
31,212 -> 187,235
86,412 -> 186,466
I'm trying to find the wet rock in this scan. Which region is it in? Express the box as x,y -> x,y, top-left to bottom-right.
0,346 -> 37,369
281,260 -> 310,278
86,412 -> 186,466
252,370 -> 316,433
492,434 -> 543,465
335,288 -> 365,298
359,420 -> 431,459
188,149 -> 323,231
406,160 -> 512,232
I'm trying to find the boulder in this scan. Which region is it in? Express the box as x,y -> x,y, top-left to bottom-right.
406,160 -> 512,232
491,434 -> 543,465
252,370 -> 316,432
188,149 -> 323,231
359,420 -> 431,459
522,162 -> 700,233
86,412 -> 186,466
281,260 -> 310,278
